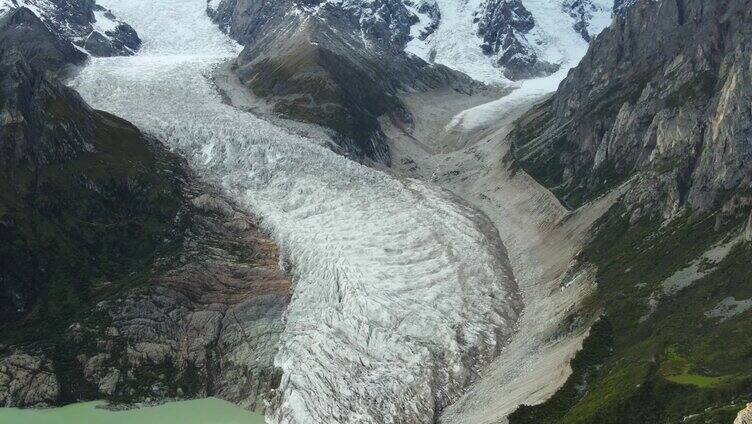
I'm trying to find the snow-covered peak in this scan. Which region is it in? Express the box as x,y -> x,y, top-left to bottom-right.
407,0 -> 613,83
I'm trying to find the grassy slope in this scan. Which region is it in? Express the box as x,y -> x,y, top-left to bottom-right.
509,207 -> 752,423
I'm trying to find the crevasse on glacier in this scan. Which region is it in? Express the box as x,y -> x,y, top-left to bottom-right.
71,0 -> 521,422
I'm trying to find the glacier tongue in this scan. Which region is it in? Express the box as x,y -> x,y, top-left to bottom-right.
71,0 -> 521,422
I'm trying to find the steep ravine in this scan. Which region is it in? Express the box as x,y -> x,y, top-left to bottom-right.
69,0 -> 523,422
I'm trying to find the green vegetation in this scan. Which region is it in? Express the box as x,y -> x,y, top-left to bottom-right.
241,45 -> 403,161
0,109 -> 187,347
509,206 -> 752,424
0,92 -> 197,403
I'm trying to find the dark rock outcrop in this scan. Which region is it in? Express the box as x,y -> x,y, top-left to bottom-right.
477,0 -> 559,80
1,0 -> 140,60
0,351 -> 60,407
612,0 -> 637,16
510,0 -> 752,218
562,0 -> 606,42
0,7 -> 86,75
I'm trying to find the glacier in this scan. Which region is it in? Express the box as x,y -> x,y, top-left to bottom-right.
70,0 -> 522,422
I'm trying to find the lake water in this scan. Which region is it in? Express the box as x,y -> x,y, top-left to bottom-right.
0,398 -> 265,424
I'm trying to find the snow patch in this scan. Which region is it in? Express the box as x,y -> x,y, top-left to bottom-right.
406,0 -> 503,84
93,9 -> 120,33
706,297 -> 752,322
207,0 -> 221,12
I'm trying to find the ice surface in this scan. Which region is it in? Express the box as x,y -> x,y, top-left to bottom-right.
447,68 -> 568,131
71,0 -> 521,422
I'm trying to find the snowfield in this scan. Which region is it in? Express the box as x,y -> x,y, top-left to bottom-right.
71,0 -> 522,423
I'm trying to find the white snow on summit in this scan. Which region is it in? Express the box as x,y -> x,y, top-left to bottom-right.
407,0 -> 613,84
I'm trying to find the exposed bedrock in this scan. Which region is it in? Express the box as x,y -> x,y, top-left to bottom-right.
477,0 -> 559,80
510,0 -> 752,219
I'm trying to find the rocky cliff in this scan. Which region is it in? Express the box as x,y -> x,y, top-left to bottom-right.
477,0 -> 559,80
511,0 -> 752,219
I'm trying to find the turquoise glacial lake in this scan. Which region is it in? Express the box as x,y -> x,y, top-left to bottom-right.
0,397 -> 265,423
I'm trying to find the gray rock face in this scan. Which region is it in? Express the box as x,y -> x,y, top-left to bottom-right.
612,0 -> 637,16
0,47 -> 96,171
208,0 -> 478,165
562,0 -> 604,41
0,186 -> 290,410
0,352 -> 60,407
511,0 -> 752,218
0,7 -> 87,74
413,0 -> 440,41
69,188 -> 290,411
477,0 -> 558,80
